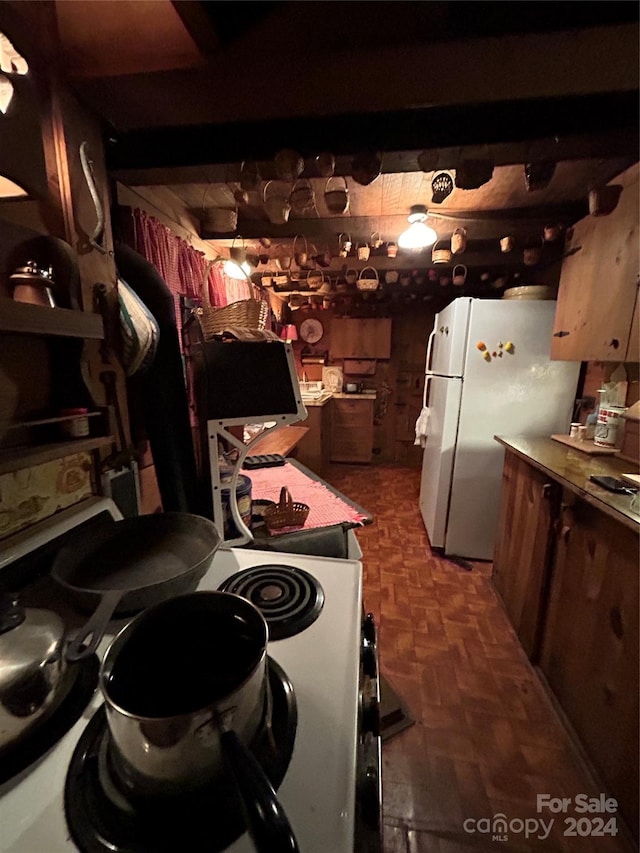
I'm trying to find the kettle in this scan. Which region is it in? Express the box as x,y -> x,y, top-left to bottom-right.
0,595 -> 69,749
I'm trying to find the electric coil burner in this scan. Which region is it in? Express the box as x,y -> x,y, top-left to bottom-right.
64,659 -> 296,853
218,564 -> 324,639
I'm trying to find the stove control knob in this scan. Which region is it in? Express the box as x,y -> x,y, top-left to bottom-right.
363,613 -> 377,645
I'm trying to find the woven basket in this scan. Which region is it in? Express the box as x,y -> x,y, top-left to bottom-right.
264,486 -> 310,532
200,260 -> 268,340
356,266 -> 380,291
431,240 -> 452,265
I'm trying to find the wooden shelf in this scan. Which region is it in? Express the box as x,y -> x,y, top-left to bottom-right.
0,436 -> 114,475
0,299 -> 104,339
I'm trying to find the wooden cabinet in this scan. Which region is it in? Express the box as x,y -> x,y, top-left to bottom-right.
494,445 -> 640,841
492,453 -> 561,659
293,403 -> 330,476
330,318 -> 392,359
540,497 -> 639,840
551,163 -> 639,362
329,397 -> 374,463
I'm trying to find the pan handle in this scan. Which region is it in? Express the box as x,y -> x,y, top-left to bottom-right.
221,729 -> 299,853
66,590 -> 124,662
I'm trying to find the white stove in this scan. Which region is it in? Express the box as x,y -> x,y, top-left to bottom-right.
0,499 -> 381,853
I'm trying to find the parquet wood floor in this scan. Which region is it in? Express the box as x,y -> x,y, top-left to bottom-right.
325,464 -> 636,853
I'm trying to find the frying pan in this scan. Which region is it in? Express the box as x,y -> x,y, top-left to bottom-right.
52,513 -> 221,662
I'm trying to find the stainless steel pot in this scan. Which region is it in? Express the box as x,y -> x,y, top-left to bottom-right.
0,595 -> 68,750
100,591 -> 298,853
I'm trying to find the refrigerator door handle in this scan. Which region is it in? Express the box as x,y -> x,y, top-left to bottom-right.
422,374 -> 432,408
425,328 -> 436,373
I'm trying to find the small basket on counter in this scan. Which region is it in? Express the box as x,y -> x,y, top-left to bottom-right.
263,486 -> 310,533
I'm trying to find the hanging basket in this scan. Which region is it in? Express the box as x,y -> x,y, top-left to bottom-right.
356,266 -> 380,291
200,260 -> 268,339
290,179 -> 316,214
431,240 -> 452,265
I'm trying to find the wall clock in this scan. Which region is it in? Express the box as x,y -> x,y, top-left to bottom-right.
299,318 -> 324,344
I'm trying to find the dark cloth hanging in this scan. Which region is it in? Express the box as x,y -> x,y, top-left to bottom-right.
115,243 -> 198,514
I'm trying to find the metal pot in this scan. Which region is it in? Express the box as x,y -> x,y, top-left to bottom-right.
0,595 -> 69,750
100,591 -> 298,853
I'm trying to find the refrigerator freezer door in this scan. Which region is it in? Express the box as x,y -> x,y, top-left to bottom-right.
419,375 -> 463,549
428,298 -> 472,377
444,299 -> 580,560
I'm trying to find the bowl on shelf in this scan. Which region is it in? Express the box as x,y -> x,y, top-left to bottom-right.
502,285 -> 555,300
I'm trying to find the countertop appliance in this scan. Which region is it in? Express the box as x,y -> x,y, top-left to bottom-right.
0,498 -> 381,853
419,297 -> 580,560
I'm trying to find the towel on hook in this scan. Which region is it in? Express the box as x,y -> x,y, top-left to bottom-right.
414,406 -> 430,447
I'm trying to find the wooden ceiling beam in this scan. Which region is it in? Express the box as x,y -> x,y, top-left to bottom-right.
199,203 -> 587,244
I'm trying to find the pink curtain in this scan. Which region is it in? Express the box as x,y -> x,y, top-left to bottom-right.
129,209 -> 255,345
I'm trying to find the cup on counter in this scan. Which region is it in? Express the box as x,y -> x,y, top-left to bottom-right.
576,425 -> 588,441
569,422 -> 581,439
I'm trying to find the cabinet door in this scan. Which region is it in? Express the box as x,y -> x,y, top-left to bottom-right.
540,498 -> 639,840
292,405 -> 329,475
330,399 -> 374,463
330,319 -> 392,359
492,453 -> 560,659
551,163 -> 639,361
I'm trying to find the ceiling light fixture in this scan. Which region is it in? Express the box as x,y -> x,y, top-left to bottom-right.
398,205 -> 437,250
224,258 -> 252,279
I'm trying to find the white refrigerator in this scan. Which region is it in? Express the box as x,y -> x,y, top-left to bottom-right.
419,297 -> 580,561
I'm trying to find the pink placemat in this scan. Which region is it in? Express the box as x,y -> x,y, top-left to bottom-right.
247,463 -> 368,533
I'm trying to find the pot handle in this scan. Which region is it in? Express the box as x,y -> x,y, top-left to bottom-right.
221,729 -> 299,853
66,589 -> 123,662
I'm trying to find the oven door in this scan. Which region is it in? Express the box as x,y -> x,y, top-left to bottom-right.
355,612 -> 382,853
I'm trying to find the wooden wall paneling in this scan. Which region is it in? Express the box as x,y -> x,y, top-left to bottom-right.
551,163 -> 639,361
540,496 -> 639,839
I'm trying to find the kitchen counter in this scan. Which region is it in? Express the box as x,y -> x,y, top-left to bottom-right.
495,435 -> 639,531
301,390 -> 377,407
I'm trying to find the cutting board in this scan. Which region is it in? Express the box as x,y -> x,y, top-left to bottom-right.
551,434 -> 621,455
621,473 -> 640,487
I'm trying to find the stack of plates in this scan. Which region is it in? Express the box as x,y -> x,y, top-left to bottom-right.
503,285 -> 555,300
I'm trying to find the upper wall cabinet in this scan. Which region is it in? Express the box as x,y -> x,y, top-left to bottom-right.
330,318 -> 392,360
551,163 -> 639,363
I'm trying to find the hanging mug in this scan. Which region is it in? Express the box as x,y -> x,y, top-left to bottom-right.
385,270 -> 399,284
452,264 -> 467,286
428,268 -> 438,282
356,242 -> 370,261
400,273 -> 411,287
451,227 -> 467,255
543,224 -> 561,242
371,231 -> 383,250
588,184 -> 623,217
338,232 -> 352,257
523,239 -> 543,266
387,241 -> 398,259
500,236 -> 514,253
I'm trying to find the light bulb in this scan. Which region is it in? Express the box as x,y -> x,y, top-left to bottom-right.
224,259 -> 248,279
398,205 -> 437,250
398,221 -> 438,249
